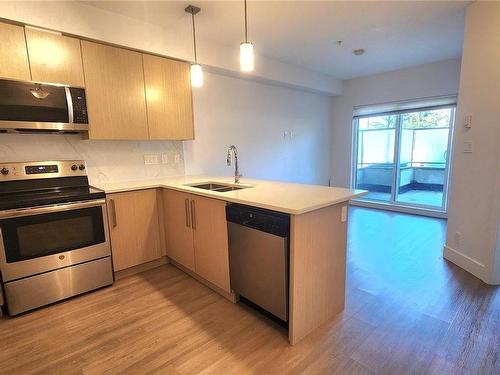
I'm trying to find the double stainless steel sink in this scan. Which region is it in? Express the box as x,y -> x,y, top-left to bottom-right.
186,182 -> 252,193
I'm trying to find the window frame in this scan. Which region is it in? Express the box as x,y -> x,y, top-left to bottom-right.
350,103 -> 456,214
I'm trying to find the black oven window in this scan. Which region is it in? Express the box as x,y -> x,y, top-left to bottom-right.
1,206 -> 105,263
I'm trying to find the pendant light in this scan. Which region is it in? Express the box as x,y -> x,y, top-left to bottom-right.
240,0 -> 254,72
185,5 -> 203,87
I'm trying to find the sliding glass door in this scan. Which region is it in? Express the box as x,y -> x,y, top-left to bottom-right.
353,106 -> 454,212
355,115 -> 398,202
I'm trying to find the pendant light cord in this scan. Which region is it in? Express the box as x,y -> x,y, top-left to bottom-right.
191,12 -> 197,63
244,0 -> 248,43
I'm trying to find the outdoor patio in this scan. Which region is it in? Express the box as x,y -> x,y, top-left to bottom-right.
356,164 -> 446,208
363,189 -> 444,207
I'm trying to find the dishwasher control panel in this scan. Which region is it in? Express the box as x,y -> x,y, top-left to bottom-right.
226,204 -> 290,237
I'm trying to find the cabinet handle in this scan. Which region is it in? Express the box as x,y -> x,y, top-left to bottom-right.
191,200 -> 196,230
184,198 -> 191,228
110,199 -> 117,228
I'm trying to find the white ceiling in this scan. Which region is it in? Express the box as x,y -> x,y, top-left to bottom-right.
82,1 -> 468,80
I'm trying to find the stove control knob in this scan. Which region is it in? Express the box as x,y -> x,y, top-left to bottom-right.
1,167 -> 9,175
71,164 -> 78,171
79,164 -> 86,171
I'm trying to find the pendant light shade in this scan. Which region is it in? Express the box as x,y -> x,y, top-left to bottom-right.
185,5 -> 203,87
240,42 -> 254,72
190,63 -> 203,87
240,0 -> 254,72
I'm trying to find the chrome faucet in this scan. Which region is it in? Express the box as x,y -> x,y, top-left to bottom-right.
226,145 -> 242,183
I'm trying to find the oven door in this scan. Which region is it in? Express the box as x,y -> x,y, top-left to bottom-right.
0,199 -> 111,282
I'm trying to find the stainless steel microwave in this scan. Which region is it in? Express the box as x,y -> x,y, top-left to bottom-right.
0,78 -> 88,133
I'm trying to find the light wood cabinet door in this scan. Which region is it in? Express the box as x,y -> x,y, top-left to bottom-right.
162,189 -> 195,271
192,195 -> 230,292
108,190 -> 161,272
143,54 -> 194,140
0,23 -> 31,81
81,41 -> 149,140
107,192 -> 135,271
25,28 -> 85,86
133,189 -> 162,268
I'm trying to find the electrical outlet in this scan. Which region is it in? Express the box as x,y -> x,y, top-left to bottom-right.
463,141 -> 473,153
341,206 -> 348,222
174,153 -> 181,164
161,153 -> 169,164
144,154 -> 159,165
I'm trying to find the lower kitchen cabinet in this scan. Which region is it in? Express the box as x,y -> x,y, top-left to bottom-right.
162,189 -> 195,271
162,189 -> 231,293
191,195 -> 231,292
107,189 -> 162,272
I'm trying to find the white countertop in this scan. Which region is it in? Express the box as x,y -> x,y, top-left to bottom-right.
93,176 -> 367,215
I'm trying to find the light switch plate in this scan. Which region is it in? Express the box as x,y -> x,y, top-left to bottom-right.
465,114 -> 472,129
341,206 -> 348,222
161,153 -> 169,164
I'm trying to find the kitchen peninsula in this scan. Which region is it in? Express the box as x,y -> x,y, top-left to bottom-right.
95,176 -> 366,344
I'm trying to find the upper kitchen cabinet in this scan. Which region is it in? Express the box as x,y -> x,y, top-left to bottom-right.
0,23 -> 31,81
25,28 -> 85,87
143,54 -> 194,140
81,41 -> 149,140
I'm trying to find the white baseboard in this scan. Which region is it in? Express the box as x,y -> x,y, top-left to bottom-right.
443,245 -> 492,284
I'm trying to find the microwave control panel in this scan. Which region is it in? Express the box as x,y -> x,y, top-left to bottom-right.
70,87 -> 88,124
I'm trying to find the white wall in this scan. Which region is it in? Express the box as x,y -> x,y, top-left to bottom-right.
184,72 -> 332,185
0,135 -> 185,184
444,2 -> 500,284
330,58 -> 462,187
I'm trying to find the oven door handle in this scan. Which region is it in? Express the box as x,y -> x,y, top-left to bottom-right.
0,199 -> 106,219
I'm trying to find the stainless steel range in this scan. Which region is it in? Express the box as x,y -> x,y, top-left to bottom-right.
0,160 -> 113,315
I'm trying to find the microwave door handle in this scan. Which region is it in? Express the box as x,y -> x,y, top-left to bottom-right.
65,87 -> 74,124
0,199 -> 106,219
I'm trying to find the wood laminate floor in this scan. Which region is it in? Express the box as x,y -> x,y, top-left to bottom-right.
1,207 -> 499,374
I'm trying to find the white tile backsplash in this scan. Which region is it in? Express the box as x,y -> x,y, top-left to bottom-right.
0,133 -> 185,184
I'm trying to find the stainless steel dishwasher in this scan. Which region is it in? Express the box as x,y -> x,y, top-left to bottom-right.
226,204 -> 290,322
